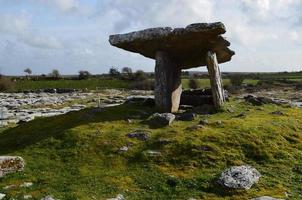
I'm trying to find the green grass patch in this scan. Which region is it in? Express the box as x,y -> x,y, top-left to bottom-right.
0,101 -> 302,199
13,79 -> 131,92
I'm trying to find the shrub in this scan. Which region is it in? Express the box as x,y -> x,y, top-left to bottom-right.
230,75 -> 245,87
129,79 -> 154,90
0,76 -> 15,92
188,78 -> 200,89
121,67 -> 133,80
134,70 -> 148,81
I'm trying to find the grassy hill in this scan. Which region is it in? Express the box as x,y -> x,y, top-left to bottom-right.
0,99 -> 302,199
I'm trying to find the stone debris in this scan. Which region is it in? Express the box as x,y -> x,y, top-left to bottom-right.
127,130 -> 150,141
20,182 -> 33,188
0,156 -> 25,178
107,194 -> 125,200
24,194 -> 33,199
118,146 -> 129,153
218,165 -> 261,190
244,95 -> 289,106
0,193 -> 5,200
41,195 -> 55,200
251,196 -> 284,200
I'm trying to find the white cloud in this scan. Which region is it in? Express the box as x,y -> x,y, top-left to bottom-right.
0,13 -> 30,35
20,35 -> 63,49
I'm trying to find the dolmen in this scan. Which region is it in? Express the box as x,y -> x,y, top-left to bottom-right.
109,22 -> 235,112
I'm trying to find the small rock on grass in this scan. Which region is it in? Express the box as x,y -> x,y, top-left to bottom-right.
107,194 -> 125,200
0,193 -> 5,200
41,195 -> 55,200
218,165 -> 261,190
251,196 -> 284,200
0,156 -> 25,178
127,130 -> 150,141
20,182 -> 33,188
24,194 -> 33,199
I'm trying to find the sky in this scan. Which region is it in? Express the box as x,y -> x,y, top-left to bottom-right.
0,0 -> 301,75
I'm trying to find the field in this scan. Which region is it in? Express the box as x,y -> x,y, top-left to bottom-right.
0,99 -> 302,199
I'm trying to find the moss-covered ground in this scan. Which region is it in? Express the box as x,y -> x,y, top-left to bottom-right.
0,99 -> 302,200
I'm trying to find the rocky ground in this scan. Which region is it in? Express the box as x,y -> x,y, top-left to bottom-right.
0,90 -> 153,128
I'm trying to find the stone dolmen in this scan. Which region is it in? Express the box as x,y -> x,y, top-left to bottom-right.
109,22 -> 235,112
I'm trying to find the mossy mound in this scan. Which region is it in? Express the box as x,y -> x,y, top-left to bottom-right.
0,99 -> 301,200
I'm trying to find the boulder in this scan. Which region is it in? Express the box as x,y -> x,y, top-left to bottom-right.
0,156 -> 25,178
149,113 -> 175,127
218,165 -> 261,190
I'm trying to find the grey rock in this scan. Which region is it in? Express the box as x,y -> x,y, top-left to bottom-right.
251,196 -> 284,200
218,165 -> 261,189
127,130 -> 150,141
177,113 -> 196,121
0,156 -> 25,178
149,113 -> 175,127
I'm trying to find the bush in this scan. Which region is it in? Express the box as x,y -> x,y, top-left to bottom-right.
0,76 -> 15,92
129,79 -> 154,90
188,78 -> 200,89
134,70 -> 147,81
230,75 -> 245,87
121,67 -> 133,80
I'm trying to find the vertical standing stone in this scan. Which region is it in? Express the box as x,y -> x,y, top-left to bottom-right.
155,51 -> 182,113
206,51 -> 224,109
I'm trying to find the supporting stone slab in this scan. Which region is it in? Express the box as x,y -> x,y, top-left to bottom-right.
206,51 -> 225,109
155,51 -> 182,113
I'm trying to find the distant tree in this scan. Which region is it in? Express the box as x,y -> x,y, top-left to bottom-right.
134,70 -> 147,81
109,67 -> 120,78
188,78 -> 199,89
49,69 -> 61,80
121,67 -> 133,80
24,68 -> 32,80
24,68 -> 32,76
79,70 -> 91,80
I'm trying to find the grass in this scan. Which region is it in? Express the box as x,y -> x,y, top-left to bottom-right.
13,79 -> 131,92
11,78 -> 259,92
181,79 -> 258,89
0,100 -> 302,199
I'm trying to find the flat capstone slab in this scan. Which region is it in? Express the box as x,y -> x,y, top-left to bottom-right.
109,22 -> 235,69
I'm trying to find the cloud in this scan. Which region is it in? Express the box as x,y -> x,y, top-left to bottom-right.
20,35 -> 63,49
0,13 -> 30,35
98,0 -> 214,32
